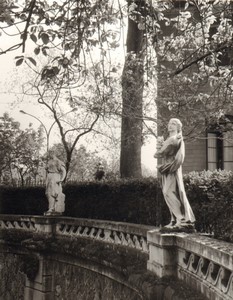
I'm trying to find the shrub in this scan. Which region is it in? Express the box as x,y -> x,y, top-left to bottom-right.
0,171 -> 233,242
184,170 -> 233,242
63,178 -> 166,226
0,178 -> 166,226
0,186 -> 47,215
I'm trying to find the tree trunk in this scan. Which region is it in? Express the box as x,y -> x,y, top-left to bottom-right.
19,170 -> 24,187
65,150 -> 72,182
120,8 -> 145,178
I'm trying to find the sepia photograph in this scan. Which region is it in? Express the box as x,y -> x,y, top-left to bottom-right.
0,1 -> 232,299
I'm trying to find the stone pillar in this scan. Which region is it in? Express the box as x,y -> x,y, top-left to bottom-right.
23,217 -> 58,300
33,216 -> 58,236
147,229 -> 177,278
24,255 -> 54,300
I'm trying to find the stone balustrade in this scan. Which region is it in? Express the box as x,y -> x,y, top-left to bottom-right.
0,215 -> 36,231
0,215 -> 154,253
1,215 -> 233,299
55,218 -> 152,253
147,229 -> 233,300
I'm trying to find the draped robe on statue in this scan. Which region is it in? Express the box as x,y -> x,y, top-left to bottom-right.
157,135 -> 195,224
45,157 -> 66,214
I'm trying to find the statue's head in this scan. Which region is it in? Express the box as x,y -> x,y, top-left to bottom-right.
168,118 -> 182,133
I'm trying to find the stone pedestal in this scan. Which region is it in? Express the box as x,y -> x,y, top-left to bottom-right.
147,229 -> 177,278
34,216 -> 58,236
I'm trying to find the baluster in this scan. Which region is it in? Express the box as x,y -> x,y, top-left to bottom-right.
133,235 -> 141,250
140,237 -> 148,253
206,262 -> 220,285
89,228 -> 96,238
96,228 -> 103,240
82,227 -> 89,237
190,254 -> 200,274
67,225 -> 75,235
76,226 -> 82,236
103,229 -> 114,242
216,267 -> 229,292
13,221 -> 20,229
6,221 -> 14,229
21,222 -> 29,230
119,232 -> 128,246
126,234 -> 135,248
226,273 -> 233,296
61,224 -> 68,234
197,257 -> 209,279
0,220 -> 4,229
113,231 -> 121,244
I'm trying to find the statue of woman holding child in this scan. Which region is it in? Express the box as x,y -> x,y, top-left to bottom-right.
154,118 -> 195,231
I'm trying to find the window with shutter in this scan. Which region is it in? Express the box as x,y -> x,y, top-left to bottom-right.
223,131 -> 233,171
207,132 -> 223,170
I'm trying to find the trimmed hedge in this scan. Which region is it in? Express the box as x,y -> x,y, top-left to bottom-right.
0,171 -> 233,242
184,170 -> 233,242
0,178 -> 167,226
0,186 -> 47,215
64,179 -> 167,225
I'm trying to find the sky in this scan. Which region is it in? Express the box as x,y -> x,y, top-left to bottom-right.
0,29 -> 47,128
0,17 -> 157,176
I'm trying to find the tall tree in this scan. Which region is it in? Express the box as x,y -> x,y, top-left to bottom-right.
120,0 -> 146,178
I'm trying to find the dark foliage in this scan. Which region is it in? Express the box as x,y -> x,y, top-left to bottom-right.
63,178 -> 165,226
0,171 -> 233,242
184,170 -> 233,242
0,178 -> 166,225
0,186 -> 47,215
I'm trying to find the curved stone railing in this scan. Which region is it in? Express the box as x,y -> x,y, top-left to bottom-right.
147,230 -> 233,300
0,215 -> 36,234
56,218 -> 152,253
2,215 -> 233,299
177,234 -> 233,300
0,215 -> 154,254
0,215 -> 155,300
